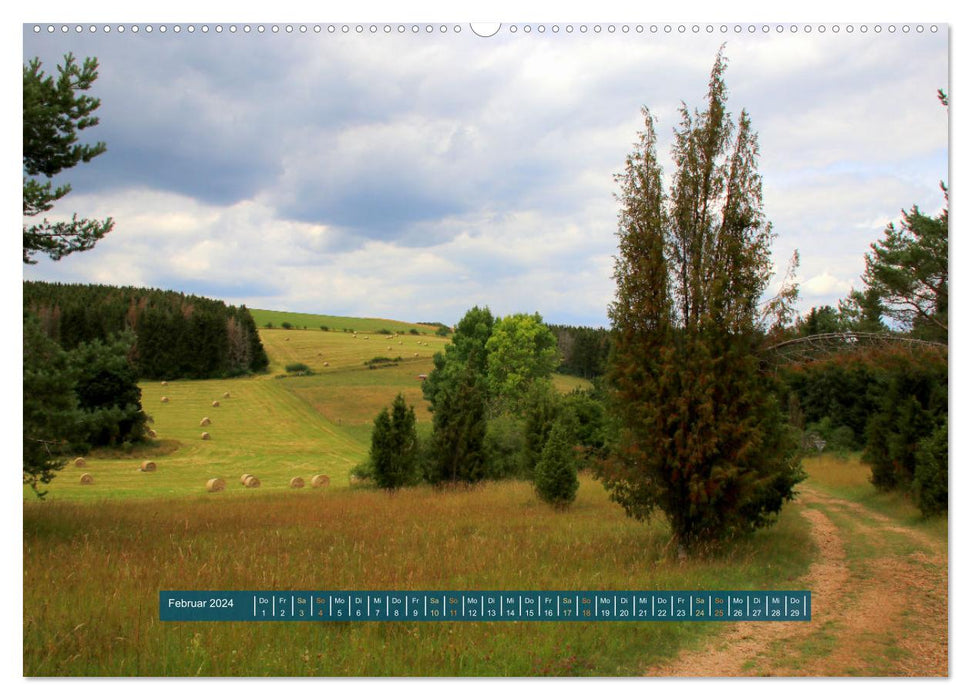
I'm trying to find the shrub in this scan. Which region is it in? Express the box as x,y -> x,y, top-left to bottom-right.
280,321 -> 293,330
284,362 -> 313,375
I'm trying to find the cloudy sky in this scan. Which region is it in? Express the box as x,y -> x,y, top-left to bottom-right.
21,21 -> 949,327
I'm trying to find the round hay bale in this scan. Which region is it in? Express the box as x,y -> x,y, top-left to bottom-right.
244,475 -> 261,488
206,478 -> 226,492
147,429 -> 158,438
73,457 -> 86,468
200,417 -> 211,427
201,432 -> 211,441
140,460 -> 157,472
289,477 -> 305,489
240,473 -> 253,485
324,362 -> 329,367
212,400 -> 220,408
311,474 -> 330,488
387,346 -> 392,351
223,391 -> 231,399
160,396 -> 169,403
79,473 -> 94,485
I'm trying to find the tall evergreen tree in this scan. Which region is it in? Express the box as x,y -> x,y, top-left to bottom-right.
603,50 -> 803,551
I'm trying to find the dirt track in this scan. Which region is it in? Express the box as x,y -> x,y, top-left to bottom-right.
645,486 -> 948,677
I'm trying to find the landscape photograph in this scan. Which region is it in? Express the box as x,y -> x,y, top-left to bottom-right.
20,18 -> 949,683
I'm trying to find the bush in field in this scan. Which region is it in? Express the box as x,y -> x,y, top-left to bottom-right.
534,417 -> 580,508
285,362 -> 312,374
281,321 -> 293,330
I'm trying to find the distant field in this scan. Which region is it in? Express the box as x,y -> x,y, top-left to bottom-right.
249,308 -> 447,336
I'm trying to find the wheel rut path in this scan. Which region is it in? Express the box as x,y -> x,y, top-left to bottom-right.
644,485 -> 947,677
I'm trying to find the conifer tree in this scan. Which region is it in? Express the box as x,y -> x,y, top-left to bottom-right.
23,54 -> 113,263
534,417 -> 580,508
603,50 -> 803,551
369,393 -> 419,490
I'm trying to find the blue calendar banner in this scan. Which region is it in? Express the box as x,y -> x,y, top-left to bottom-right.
160,590 -> 811,622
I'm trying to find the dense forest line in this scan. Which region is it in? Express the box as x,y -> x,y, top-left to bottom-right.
24,281 -> 268,379
547,324 -> 610,379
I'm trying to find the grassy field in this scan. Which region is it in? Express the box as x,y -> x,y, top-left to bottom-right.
24,477 -> 816,676
22,314 -> 946,676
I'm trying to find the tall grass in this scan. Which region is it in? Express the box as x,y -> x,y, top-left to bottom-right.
24,477 -> 814,676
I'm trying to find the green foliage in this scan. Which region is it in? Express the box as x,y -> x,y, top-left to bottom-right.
548,324 -> 611,378
23,281 -> 268,379
23,313 -> 79,497
483,414 -> 528,480
913,421 -> 947,516
428,363 -> 488,485
862,350 -> 946,494
369,394 -> 420,490
561,388 -> 608,461
422,306 -> 494,414
836,287 -> 887,334
485,312 -> 559,412
796,305 -> 844,336
804,417 -> 858,455
23,53 -> 114,264
862,192 -> 948,342
284,362 -> 313,375
604,50 -> 803,550
534,417 -> 580,508
522,381 -> 561,478
280,321 -> 293,330
68,331 -> 148,450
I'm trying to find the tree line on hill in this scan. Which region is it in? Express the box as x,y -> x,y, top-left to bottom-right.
547,324 -> 610,379
24,281 -> 269,379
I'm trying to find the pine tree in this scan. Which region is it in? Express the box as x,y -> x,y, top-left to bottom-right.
23,54 -> 114,263
534,417 -> 580,508
603,49 -> 803,551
